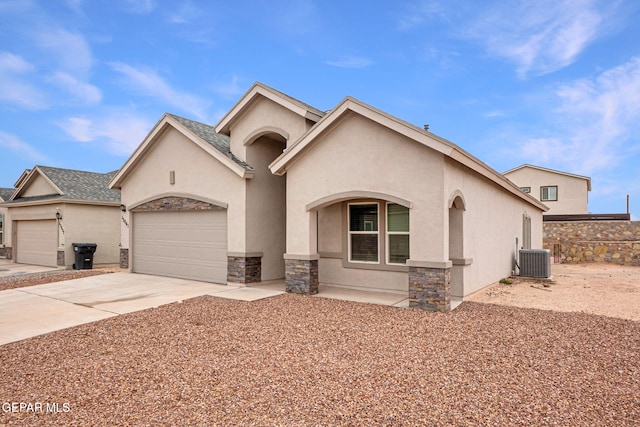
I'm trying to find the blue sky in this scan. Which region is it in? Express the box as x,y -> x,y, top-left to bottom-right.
1,0 -> 639,217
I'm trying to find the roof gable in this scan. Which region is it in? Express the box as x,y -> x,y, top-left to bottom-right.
109,113 -> 254,189
504,164 -> 592,191
215,82 -> 325,135
8,166 -> 120,204
270,96 -> 548,212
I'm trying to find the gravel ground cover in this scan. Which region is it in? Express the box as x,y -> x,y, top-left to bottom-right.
0,269 -> 113,292
1,293 -> 638,426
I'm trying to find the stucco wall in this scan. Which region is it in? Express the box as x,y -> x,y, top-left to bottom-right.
227,97 -> 312,161
445,159 -> 545,296
285,112 -> 446,262
504,167 -> 588,215
245,136 -> 287,280
6,203 -> 119,267
20,174 -> 56,197
544,220 -> 640,265
118,126 -> 247,258
62,204 -> 120,267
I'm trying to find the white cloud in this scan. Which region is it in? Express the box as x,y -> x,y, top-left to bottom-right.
513,56 -> 640,174
49,72 -> 102,104
462,0 -> 614,77
109,62 -> 211,120
57,113 -> 152,156
213,75 -> 244,98
0,52 -> 47,109
0,131 -> 48,162
34,27 -> 94,76
326,56 -> 374,69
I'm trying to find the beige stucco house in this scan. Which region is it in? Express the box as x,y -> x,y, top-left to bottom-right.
504,164 -> 591,215
1,166 -> 121,268
0,187 -> 15,258
110,82 -> 547,311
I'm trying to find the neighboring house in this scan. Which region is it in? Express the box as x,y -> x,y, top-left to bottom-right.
110,82 -> 547,311
1,166 -> 121,268
0,187 -> 15,258
504,164 -> 591,215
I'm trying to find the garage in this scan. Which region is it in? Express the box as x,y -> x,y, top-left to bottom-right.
16,220 -> 57,267
132,210 -> 227,283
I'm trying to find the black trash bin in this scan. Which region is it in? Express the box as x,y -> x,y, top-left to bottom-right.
72,243 -> 97,270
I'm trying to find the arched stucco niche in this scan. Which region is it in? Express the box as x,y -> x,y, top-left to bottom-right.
243,126 -> 288,146
306,191 -> 412,211
449,190 -> 466,299
244,128 -> 288,281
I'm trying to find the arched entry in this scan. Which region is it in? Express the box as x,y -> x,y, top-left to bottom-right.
449,192 -> 465,298
245,131 -> 287,281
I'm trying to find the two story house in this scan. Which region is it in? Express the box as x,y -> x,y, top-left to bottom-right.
504,164 -> 591,215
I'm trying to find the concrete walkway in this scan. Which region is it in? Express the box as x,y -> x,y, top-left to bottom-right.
0,272 -> 283,346
0,260 -> 414,346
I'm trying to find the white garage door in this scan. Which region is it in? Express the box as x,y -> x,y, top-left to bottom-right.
16,220 -> 57,267
132,210 -> 227,283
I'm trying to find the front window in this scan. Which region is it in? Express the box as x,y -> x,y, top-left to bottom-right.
0,213 -> 3,245
541,186 -> 558,201
348,203 -> 379,263
387,203 -> 409,264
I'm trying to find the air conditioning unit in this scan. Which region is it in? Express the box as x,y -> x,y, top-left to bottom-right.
519,249 -> 551,278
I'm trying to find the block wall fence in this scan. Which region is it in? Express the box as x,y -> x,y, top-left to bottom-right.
543,220 -> 640,266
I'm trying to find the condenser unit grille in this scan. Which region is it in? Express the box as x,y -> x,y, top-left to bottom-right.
520,249 -> 551,278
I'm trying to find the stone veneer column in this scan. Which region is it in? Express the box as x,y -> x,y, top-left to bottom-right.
285,258 -> 318,295
57,250 -> 65,267
4,247 -> 12,260
120,248 -> 129,269
408,266 -> 451,312
227,256 -> 262,284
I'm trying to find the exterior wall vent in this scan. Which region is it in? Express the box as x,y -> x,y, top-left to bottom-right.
519,249 -> 551,278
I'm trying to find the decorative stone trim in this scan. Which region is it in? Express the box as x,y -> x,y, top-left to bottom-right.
57,250 -> 65,266
227,256 -> 261,284
120,248 -> 129,269
4,247 -> 11,260
132,196 -> 223,212
285,258 -> 319,295
408,266 -> 451,312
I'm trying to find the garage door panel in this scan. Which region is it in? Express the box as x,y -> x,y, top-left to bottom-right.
132,210 -> 227,283
17,220 -> 57,267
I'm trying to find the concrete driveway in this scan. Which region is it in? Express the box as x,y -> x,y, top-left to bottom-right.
0,271 -> 283,346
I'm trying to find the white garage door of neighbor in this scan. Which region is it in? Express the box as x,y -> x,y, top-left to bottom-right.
133,210 -> 227,283
16,220 -> 58,267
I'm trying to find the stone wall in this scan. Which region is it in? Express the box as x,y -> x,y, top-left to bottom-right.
408,266 -> 451,312
285,259 -> 319,295
543,220 -> 640,265
227,256 -> 261,284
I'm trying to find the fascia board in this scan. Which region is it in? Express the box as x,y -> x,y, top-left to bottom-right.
215,83 -> 321,135
110,115 -> 253,190
10,166 -> 62,201
450,152 -> 549,211
269,97 -> 455,175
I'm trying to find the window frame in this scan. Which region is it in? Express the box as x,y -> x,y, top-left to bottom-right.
540,185 -> 558,202
347,202 -> 380,264
386,202 -> 410,265
520,187 -> 531,194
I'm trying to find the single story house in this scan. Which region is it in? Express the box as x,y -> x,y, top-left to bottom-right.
110,82 -> 548,311
0,187 -> 15,258
1,166 -> 121,268
504,164 -> 591,215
